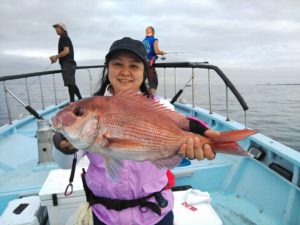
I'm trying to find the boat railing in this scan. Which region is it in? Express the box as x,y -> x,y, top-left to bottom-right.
0,62 -> 248,126
155,62 -> 248,123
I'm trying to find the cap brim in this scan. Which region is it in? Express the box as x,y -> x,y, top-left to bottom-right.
53,24 -> 66,31
106,48 -> 146,63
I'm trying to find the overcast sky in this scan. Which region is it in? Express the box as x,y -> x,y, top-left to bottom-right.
1,0 -> 300,76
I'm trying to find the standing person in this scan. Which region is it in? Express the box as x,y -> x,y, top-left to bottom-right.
143,26 -> 165,95
50,22 -> 82,102
52,37 -> 218,225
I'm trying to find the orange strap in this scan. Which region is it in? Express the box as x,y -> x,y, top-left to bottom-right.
149,57 -> 155,66
165,169 -> 175,190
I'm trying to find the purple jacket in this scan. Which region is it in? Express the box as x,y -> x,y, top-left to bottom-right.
53,88 -> 175,225
86,153 -> 174,225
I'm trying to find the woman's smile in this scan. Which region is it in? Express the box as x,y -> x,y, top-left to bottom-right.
117,78 -> 133,83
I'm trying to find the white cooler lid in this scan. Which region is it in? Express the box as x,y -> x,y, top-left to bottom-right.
38,167 -> 86,206
0,196 -> 40,225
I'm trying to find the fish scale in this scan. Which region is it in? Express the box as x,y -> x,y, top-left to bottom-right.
101,113 -> 184,160
52,90 -> 257,179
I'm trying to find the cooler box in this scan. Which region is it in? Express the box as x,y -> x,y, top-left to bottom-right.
39,168 -> 86,225
0,196 -> 46,225
173,189 -> 222,225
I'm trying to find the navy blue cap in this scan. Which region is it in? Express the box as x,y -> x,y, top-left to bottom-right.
106,37 -> 148,65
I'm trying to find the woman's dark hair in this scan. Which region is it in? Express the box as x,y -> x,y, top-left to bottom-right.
94,52 -> 151,97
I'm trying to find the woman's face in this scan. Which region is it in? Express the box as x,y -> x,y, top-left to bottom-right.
108,51 -> 144,95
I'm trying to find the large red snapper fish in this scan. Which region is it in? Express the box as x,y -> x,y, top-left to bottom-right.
51,90 -> 256,179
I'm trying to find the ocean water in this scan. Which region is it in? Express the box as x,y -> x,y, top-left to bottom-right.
0,67 -> 299,151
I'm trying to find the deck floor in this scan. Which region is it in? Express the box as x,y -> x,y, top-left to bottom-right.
211,192 -> 278,225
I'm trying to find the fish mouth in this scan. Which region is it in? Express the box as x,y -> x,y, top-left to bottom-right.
52,127 -> 97,150
52,115 -> 99,150
51,116 -> 62,130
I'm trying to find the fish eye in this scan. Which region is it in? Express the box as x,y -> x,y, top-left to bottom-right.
73,106 -> 84,117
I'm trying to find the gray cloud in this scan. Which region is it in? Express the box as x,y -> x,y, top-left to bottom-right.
1,0 -> 300,75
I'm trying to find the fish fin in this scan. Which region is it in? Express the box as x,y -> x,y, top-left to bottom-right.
103,156 -> 123,181
115,89 -> 189,129
93,129 -> 112,148
211,129 -> 257,143
211,142 -> 251,156
153,154 -> 183,169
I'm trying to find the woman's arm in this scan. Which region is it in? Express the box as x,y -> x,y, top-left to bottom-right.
153,40 -> 165,55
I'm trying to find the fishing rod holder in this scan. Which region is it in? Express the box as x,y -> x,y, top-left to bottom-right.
37,119 -> 54,163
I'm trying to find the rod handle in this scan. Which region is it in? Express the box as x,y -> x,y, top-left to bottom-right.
170,89 -> 183,104
25,105 -> 43,120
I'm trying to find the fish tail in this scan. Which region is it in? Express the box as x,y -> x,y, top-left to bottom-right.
211,129 -> 257,143
210,142 -> 251,156
209,129 -> 257,156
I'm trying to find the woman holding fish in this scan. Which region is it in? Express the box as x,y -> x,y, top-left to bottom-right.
52,37 -> 254,225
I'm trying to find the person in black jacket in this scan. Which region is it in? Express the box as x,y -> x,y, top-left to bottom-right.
50,23 -> 82,102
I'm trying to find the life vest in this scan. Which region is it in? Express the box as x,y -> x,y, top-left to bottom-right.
143,36 -> 158,66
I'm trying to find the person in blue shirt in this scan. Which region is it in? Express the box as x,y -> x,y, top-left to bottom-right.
143,26 -> 165,95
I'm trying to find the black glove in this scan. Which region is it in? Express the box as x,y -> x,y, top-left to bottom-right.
52,132 -> 78,155
187,116 -> 209,135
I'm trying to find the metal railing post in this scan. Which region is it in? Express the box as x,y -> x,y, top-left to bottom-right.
87,69 -> 93,96
38,76 -> 45,109
192,68 -> 195,107
52,74 -> 58,105
226,86 -> 230,121
3,81 -> 12,124
173,67 -> 177,95
164,68 -> 166,99
25,77 -> 31,106
208,69 -> 212,114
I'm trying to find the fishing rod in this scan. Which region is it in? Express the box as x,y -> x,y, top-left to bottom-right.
5,88 -> 43,120
28,62 -> 53,87
165,51 -> 196,55
4,88 -> 56,132
170,75 -> 193,104
43,62 -> 53,71
159,52 -> 198,60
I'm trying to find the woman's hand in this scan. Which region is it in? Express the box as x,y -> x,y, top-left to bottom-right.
178,130 -> 220,160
